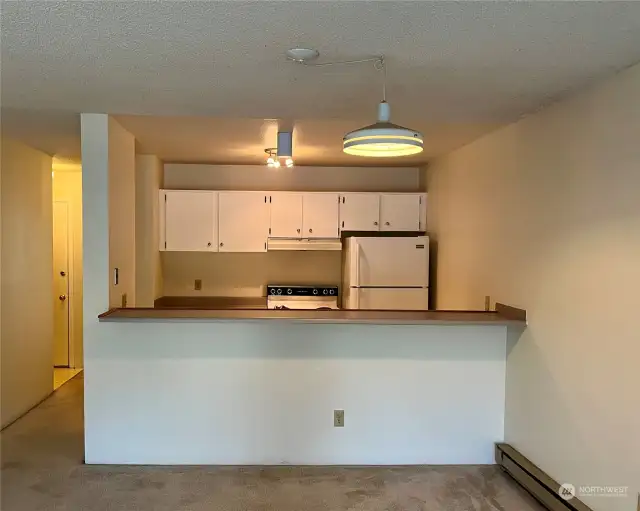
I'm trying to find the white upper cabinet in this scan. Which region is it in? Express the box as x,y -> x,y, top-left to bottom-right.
163,190 -> 217,251
270,193 -> 303,238
379,193 -> 421,231
303,193 -> 339,238
218,192 -> 270,252
339,193 -> 380,232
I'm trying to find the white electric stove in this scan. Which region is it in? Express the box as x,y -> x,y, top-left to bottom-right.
266,285 -> 339,310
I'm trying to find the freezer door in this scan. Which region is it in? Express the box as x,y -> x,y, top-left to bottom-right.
354,236 -> 429,287
351,288 -> 429,310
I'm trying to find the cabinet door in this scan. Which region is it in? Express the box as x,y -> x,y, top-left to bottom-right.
164,191 -> 217,251
303,193 -> 339,238
380,194 -> 421,231
218,192 -> 270,252
339,193 -> 380,232
270,193 -> 303,238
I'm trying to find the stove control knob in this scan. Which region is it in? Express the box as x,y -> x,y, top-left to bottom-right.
313,289 -> 318,295
329,289 -> 335,295
323,289 -> 328,295
270,289 -> 276,295
287,288 -> 293,295
277,288 -> 282,295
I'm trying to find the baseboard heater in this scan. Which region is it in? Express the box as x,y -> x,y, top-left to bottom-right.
495,444 -> 593,511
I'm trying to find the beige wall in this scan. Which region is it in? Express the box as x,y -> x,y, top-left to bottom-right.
161,251 -> 341,297
52,168 -> 83,368
164,164 -> 421,192
135,155 -> 163,306
427,63 -> 640,511
1,139 -> 53,428
108,118 -> 136,307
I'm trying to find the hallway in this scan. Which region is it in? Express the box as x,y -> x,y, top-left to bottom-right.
1,374 -> 544,511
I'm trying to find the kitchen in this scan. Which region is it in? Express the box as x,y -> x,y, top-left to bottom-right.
90,113 -> 523,468
155,169 -> 430,312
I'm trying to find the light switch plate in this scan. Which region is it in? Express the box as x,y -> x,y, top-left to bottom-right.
334,409 -> 344,427
194,279 -> 202,291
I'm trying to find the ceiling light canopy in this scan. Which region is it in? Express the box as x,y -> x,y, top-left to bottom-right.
287,49 -> 423,158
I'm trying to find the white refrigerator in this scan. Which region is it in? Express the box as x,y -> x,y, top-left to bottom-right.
342,236 -> 429,310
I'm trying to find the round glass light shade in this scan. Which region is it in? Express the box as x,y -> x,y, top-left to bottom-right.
343,101 -> 423,157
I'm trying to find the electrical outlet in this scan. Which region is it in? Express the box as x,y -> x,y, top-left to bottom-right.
334,409 -> 344,427
194,279 -> 202,291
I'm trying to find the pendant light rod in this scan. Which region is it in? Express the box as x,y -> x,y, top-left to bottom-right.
287,49 -> 387,101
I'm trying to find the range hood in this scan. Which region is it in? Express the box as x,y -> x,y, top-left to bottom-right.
267,238 -> 342,251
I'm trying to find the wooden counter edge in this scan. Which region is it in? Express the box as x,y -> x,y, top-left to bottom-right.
495,303 -> 527,323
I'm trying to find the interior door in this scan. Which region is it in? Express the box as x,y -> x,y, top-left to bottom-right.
165,191 -> 217,251
270,193 -> 303,238
219,192 -> 270,252
379,194 -> 421,231
53,201 -> 70,367
356,236 -> 429,287
303,193 -> 339,238
339,193 -> 380,231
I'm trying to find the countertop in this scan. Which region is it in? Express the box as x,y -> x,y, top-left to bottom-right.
99,301 -> 526,326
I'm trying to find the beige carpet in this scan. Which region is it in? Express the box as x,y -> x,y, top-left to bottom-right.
1,374 -> 544,511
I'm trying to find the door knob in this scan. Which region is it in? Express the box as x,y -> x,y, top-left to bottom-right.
60,271 -> 66,277
59,295 -> 66,301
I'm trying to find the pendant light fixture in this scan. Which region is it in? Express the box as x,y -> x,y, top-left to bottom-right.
286,49 -> 423,158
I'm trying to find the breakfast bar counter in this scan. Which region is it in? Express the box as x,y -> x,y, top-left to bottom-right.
98,302 -> 526,326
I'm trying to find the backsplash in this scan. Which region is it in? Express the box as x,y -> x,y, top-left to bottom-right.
161,251 -> 342,297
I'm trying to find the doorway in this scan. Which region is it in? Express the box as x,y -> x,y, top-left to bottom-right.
51,168 -> 83,390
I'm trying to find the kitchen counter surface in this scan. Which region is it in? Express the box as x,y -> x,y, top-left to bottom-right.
99,302 -> 526,326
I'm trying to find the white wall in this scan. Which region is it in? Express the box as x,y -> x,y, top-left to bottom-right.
85,321 -> 508,465
108,118 -> 136,307
1,139 -> 53,428
164,164 -> 421,192
427,63 -> 640,511
135,155 -> 163,306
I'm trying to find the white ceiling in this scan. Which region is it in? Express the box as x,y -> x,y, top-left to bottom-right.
3,1 -> 640,165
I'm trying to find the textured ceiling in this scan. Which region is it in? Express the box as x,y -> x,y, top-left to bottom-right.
2,1 -> 640,165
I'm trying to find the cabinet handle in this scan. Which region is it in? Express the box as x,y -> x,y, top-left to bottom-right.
297,228 -> 300,233
385,222 -> 390,226
309,229 -> 313,233
220,242 -> 224,247
207,242 -> 212,247
374,221 -> 378,226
